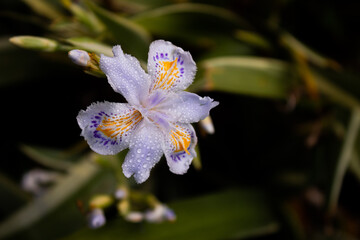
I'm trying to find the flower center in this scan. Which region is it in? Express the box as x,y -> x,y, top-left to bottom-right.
136,91 -> 171,132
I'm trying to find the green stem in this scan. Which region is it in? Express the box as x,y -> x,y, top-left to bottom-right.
328,108 -> 360,215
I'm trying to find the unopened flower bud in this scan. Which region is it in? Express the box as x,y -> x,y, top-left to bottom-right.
125,211 -> 144,223
21,168 -> 61,196
68,49 -> 91,67
144,204 -> 176,223
10,36 -> 59,51
199,116 -> 215,134
115,187 -> 128,200
117,199 -> 130,215
89,194 -> 114,209
164,207 -> 176,222
87,208 -> 106,229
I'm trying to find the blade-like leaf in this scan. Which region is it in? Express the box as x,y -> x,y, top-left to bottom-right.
195,56 -> 293,99
66,37 -> 113,56
23,0 -> 64,20
0,38 -> 59,87
132,3 -> 250,46
63,189 -> 279,240
62,0 -> 103,34
20,144 -> 77,171
328,109 -> 360,215
0,154 -> 117,240
0,173 -> 30,220
86,0 -> 151,60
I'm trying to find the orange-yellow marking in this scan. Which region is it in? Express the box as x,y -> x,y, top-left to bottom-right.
97,110 -> 142,138
153,58 -> 180,91
170,126 -> 191,154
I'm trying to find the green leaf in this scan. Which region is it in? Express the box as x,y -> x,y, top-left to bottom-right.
0,173 -> 30,220
66,37 -> 113,56
328,109 -> 360,215
281,32 -> 341,70
195,56 -> 293,99
63,189 -> 279,240
20,144 -> 80,171
132,3 -> 250,47
61,0 -> 103,34
0,154 -> 117,240
23,0 -> 65,20
86,0 -> 151,60
9,36 -> 60,52
349,151 -> 360,184
235,30 -> 272,51
311,70 -> 360,109
0,38 -> 60,87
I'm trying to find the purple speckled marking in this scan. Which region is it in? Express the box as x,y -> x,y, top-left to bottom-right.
171,152 -> 186,162
160,53 -> 164,58
90,111 -> 122,146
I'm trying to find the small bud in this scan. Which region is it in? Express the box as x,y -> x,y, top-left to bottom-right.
68,49 -> 91,67
10,36 -> 58,51
115,187 -> 128,200
117,200 -> 130,215
87,208 -> 106,229
125,211 -> 144,223
21,169 -> 61,196
89,194 -> 114,209
164,208 -> 176,222
144,204 -> 176,223
199,116 -> 215,134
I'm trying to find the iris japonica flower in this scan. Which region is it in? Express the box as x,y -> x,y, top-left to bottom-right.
77,40 -> 218,183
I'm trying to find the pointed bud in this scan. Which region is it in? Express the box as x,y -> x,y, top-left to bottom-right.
10,36 -> 58,51
21,169 -> 61,196
68,49 -> 91,67
164,207 -> 176,222
125,211 -> 144,223
199,116 -> 215,134
144,204 -> 176,223
87,208 -> 106,229
117,200 -> 130,215
115,187 -> 128,200
89,194 -> 114,209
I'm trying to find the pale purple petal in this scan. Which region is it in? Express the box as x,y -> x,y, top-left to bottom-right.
122,121 -> 164,183
77,101 -> 142,155
147,40 -> 196,92
100,45 -> 151,106
157,91 -> 219,123
163,123 -> 197,174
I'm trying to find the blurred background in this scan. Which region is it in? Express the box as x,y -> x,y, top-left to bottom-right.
1,0 -> 360,239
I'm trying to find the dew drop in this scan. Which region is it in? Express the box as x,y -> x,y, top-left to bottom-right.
137,149 -> 142,154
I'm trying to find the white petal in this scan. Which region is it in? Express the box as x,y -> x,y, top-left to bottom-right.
100,45 -> 151,106
77,101 -> 142,155
158,91 -> 219,123
122,121 -> 164,183
164,123 -> 197,175
147,40 -> 196,93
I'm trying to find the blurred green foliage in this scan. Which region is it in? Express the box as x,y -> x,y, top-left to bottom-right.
1,0 -> 360,239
